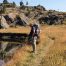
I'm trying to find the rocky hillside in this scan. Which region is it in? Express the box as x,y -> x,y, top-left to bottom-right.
1,4 -> 66,25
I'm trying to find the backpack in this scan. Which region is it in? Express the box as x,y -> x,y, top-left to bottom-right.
32,25 -> 40,35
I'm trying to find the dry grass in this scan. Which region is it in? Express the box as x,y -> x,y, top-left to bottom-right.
0,26 -> 30,34
5,25 -> 66,66
39,25 -> 66,66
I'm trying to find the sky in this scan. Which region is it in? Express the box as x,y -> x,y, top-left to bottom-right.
0,0 -> 66,12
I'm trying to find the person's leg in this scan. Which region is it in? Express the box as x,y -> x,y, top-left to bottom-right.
36,35 -> 40,44
32,36 -> 37,53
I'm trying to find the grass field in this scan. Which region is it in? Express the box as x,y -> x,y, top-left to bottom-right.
5,25 -> 66,66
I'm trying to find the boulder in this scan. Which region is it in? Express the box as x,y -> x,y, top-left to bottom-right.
1,16 -> 9,28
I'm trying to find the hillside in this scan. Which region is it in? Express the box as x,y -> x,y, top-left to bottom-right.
3,5 -> 66,26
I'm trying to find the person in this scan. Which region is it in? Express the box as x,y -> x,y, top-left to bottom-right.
29,23 -> 40,37
29,22 -> 40,53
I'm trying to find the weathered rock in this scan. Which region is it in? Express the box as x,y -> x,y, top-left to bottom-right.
0,60 -> 5,66
1,16 -> 9,28
1,42 -> 8,51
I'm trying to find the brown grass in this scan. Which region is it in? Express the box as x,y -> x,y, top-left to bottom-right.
5,25 -> 66,66
0,26 -> 30,34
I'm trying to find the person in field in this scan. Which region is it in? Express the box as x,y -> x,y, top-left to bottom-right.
29,22 -> 40,53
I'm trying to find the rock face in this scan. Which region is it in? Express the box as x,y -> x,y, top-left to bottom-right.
0,16 -> 9,28
8,13 -> 17,21
38,14 -> 64,25
0,4 -> 66,28
14,15 -> 26,26
0,6 -> 3,12
19,13 -> 29,25
0,60 -> 5,66
0,42 -> 8,51
0,13 -> 29,28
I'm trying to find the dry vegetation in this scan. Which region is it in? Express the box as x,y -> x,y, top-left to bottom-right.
5,25 -> 66,66
0,26 -> 30,34
0,2 -> 66,66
